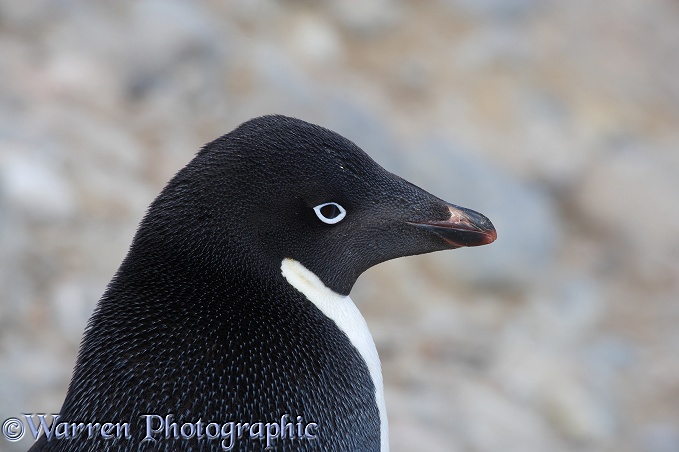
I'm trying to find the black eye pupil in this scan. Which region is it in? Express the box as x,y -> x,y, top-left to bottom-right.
320,204 -> 340,219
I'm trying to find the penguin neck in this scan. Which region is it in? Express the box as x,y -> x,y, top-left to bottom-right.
280,258 -> 389,451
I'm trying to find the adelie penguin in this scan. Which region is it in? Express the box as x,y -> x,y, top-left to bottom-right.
30,115 -> 496,451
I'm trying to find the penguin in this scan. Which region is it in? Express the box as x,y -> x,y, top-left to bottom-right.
29,115 -> 496,451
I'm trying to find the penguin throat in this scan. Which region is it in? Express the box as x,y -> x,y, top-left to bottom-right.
280,258 -> 389,451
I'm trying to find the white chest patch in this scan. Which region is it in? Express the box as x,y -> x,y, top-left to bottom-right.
280,258 -> 389,451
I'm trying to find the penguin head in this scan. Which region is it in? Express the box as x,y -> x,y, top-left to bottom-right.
138,115 -> 496,295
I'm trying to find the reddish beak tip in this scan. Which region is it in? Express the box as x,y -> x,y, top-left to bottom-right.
410,203 -> 497,248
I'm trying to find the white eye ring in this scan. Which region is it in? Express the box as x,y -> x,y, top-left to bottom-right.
313,202 -> 346,224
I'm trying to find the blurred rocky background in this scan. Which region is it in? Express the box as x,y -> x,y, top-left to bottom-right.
1,1 -> 678,451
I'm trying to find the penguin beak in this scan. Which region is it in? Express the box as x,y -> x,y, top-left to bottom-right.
409,204 -> 497,248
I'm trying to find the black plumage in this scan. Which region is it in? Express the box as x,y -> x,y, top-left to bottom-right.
30,115 -> 495,451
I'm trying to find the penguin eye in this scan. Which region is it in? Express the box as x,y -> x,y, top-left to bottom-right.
313,202 -> 346,225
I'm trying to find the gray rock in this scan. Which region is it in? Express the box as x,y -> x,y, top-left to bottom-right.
329,0 -> 404,37
124,0 -> 231,110
443,0 -> 545,20
50,279 -> 96,347
639,424 -> 679,452
0,148 -> 77,222
289,13 -> 344,65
